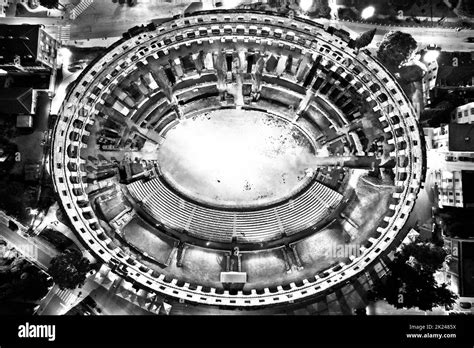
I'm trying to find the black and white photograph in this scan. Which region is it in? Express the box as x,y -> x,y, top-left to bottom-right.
0,0 -> 473,346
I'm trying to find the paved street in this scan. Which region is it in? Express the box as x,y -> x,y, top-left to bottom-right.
321,18 -> 474,52
0,220 -> 96,315
367,300 -> 447,315
51,68 -> 82,115
1,6 -> 473,51
88,285 -> 155,315
67,15 -> 474,52
1,221 -> 149,315
36,279 -> 100,315
0,224 -> 57,270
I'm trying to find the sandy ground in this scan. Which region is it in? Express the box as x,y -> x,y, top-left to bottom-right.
157,109 -> 315,207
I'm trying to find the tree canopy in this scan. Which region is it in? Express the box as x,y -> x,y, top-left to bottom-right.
39,0 -> 59,9
377,31 -> 418,72
354,28 -> 377,50
48,249 -> 91,290
398,64 -> 425,83
372,238 -> 457,311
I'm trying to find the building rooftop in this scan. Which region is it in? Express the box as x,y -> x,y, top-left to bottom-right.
448,123 -> 474,152
0,87 -> 33,115
16,114 -> 33,128
0,24 -> 41,67
461,242 -> 474,297
462,171 -> 474,208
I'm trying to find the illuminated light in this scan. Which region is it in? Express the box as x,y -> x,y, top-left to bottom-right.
299,0 -> 313,12
29,208 -> 38,215
220,0 -> 242,9
361,6 -> 375,19
423,49 -> 440,63
58,47 -> 72,68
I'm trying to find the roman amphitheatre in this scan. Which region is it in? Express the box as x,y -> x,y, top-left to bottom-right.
51,10 -> 425,313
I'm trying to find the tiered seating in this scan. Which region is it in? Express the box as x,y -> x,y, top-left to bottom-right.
259,85 -> 302,109
181,96 -> 222,117
251,99 -> 294,121
127,176 -> 343,243
275,181 -> 340,236
130,92 -> 169,125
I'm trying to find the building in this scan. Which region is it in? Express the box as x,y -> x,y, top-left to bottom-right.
430,123 -> 474,154
439,236 -> 474,313
0,24 -> 58,71
434,170 -> 474,208
0,0 -> 8,17
0,87 -> 34,115
421,58 -> 438,106
24,162 -> 41,182
436,51 -> 474,88
430,86 -> 474,108
451,102 -> 474,124
427,123 -> 474,208
16,114 -> 33,128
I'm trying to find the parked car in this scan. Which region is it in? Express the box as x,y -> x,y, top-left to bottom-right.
445,155 -> 455,162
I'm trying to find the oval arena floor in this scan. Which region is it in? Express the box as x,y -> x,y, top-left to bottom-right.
127,174 -> 343,243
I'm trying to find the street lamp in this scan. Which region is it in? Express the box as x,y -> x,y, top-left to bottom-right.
299,0 -> 313,12
361,6 -> 375,19
423,49 -> 440,63
423,45 -> 441,63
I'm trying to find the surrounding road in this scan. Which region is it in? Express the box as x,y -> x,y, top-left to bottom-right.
68,13 -> 474,52
427,148 -> 474,172
326,19 -> 474,52
1,6 -> 473,51
0,224 -> 57,270
51,67 -> 82,115
1,3 -> 471,317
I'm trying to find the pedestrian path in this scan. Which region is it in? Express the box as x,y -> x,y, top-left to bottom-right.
57,25 -> 71,44
69,0 -> 93,20
56,288 -> 77,305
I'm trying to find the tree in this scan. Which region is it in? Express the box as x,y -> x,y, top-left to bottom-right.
48,249 -> 91,290
354,28 -> 377,50
377,31 -> 417,72
372,238 -> 457,311
39,0 -> 59,9
313,0 -> 332,19
398,64 -> 425,83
